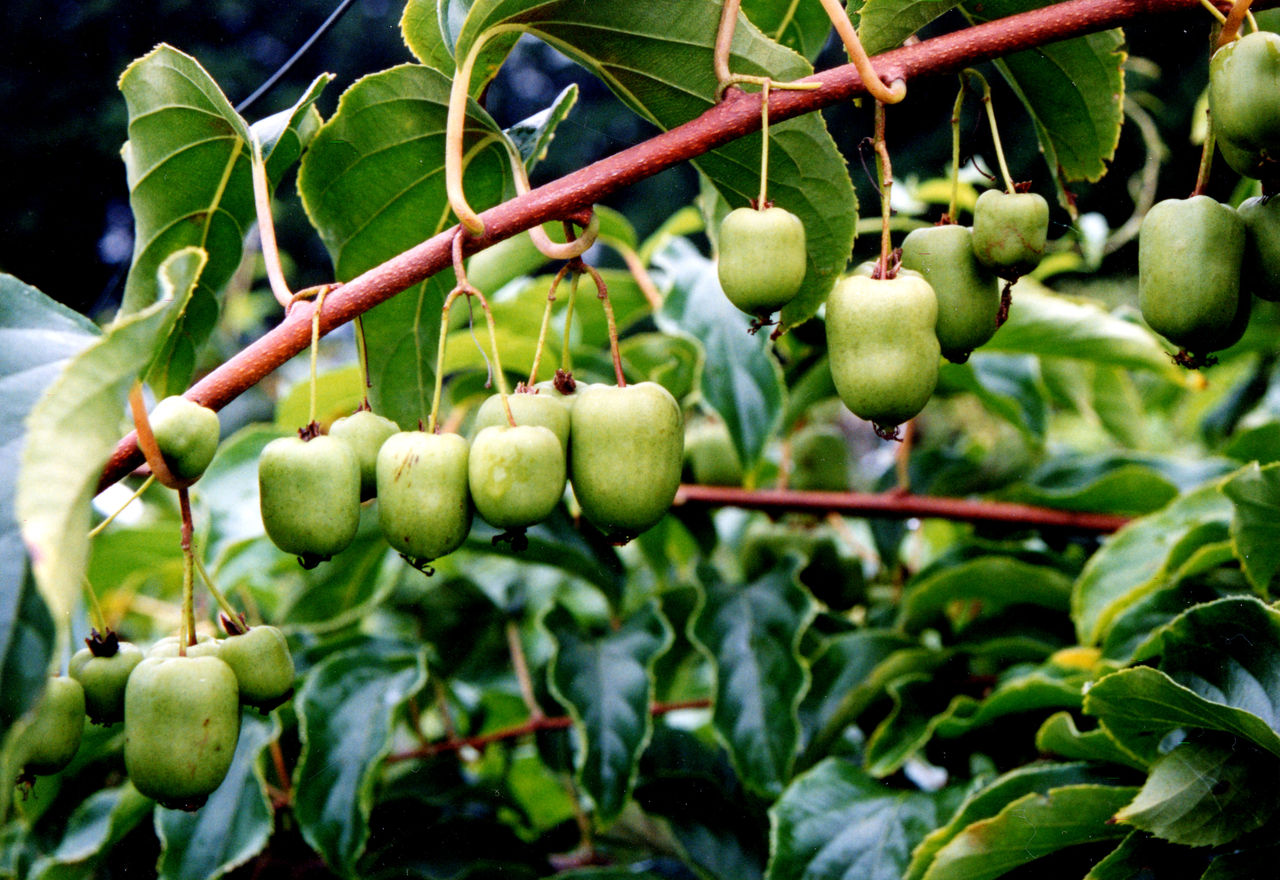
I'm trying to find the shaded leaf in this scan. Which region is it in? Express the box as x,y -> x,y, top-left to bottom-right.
692,562 -> 815,798
1035,711 -> 1147,771
859,0 -> 962,56
505,83 -> 578,170
253,73 -> 333,185
546,601 -> 672,821
28,784 -> 153,880
1100,564 -> 1240,663
1222,461 -> 1280,592
897,556 -> 1073,634
1083,831 -> 1204,880
742,0 -> 835,60
937,354 -> 1047,440
1007,452 -> 1232,517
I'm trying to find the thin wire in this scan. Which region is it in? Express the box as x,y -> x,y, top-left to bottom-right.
235,0 -> 359,114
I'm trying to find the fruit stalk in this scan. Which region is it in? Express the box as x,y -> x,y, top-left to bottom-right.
177,487 -> 197,654
874,100 -> 895,274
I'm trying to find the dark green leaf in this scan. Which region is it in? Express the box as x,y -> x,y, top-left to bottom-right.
766,758 -> 960,880
1114,736 -> 1279,847
1100,565 -> 1240,663
545,601 -> 672,821
1222,461 -> 1280,591
253,74 -> 333,185
1202,843 -> 1280,879
656,239 -> 785,467
505,83 -> 578,170
298,64 -> 515,429
897,556 -> 1072,634
156,713 -> 280,880
692,562 -> 815,798
0,569 -> 55,752
938,354 -> 1047,440
742,0 -> 834,60
400,0 -> 521,91
1035,711 -> 1147,770
1007,452 -> 1232,517
1083,831 -> 1205,880
294,643 -> 429,875
859,0 -> 962,55
28,784 -> 153,880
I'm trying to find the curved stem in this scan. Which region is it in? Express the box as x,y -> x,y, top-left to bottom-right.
529,263 -> 573,386
192,551 -> 242,623
504,144 -> 600,260
714,0 -> 742,97
307,285 -> 330,427
948,77 -> 967,222
967,69 -> 1016,193
815,0 -> 907,103
354,315 -> 371,408
81,576 -> 108,635
1192,115 -> 1217,197
1217,0 -> 1254,46
429,286 -> 466,434
129,384 -> 184,490
583,262 -> 625,387
874,101 -> 894,274
251,134 -> 294,310
87,474 -> 155,539
1198,0 -> 1229,21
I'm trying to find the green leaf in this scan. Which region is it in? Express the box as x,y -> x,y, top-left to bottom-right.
692,562 -> 815,799
656,239 -> 785,467
278,514 -> 400,633
298,63 -> 515,429
1202,843 -> 1280,879
294,643 -> 429,875
1113,736 -> 1279,847
937,354 -> 1047,440
905,762 -> 1131,880
919,784 -> 1136,880
859,0 -> 962,56
453,0 -> 856,330
766,758 -> 960,880
962,0 -> 1125,193
897,556 -> 1073,634
742,0 -> 835,60
1222,461 -> 1280,591
17,248 -> 203,623
156,713 -> 280,880
28,784 -> 153,880
1099,562 -> 1239,663
1007,452 -> 1232,517
1083,831 -> 1202,880
1035,711 -> 1147,770
545,601 -> 672,821
117,46 -> 254,395
0,570 -> 55,757
400,0 -> 521,92
253,73 -> 333,185
505,83 -> 578,170
1071,482 -> 1233,646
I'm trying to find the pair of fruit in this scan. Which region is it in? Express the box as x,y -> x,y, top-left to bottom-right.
1209,31 -> 1280,183
717,205 -> 808,320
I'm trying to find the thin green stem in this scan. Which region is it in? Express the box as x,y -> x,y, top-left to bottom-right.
354,315 -> 371,407
308,285 -> 330,427
874,101 -> 894,274
560,271 -> 580,373
758,78 -> 772,207
1198,0 -> 1228,22
81,576 -> 108,634
87,474 -> 156,539
505,619 -> 543,720
429,286 -> 465,434
192,552 -> 241,623
583,263 -> 625,387
178,487 -> 197,653
967,70 -> 1015,193
949,77 -> 967,222
529,263 -> 573,386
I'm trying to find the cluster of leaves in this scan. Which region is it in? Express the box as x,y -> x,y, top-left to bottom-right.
6,0 -> 1280,878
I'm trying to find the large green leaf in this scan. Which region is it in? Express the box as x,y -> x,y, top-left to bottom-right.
156,713 -> 280,880
1113,736 -> 1279,847
896,556 -> 1073,633
766,758 -> 959,880
545,601 -> 672,822
254,73 -> 333,186
298,63 -> 515,429
451,0 -> 857,331
1035,711 -> 1147,770
1071,482 -> 1233,646
17,249 -> 203,624
656,239 -> 786,468
859,0 -> 963,56
692,562 -> 815,799
294,643 -> 429,876
937,354 -> 1047,440
1222,461 -> 1280,592
742,0 -> 835,60
1006,452 -> 1233,517
27,784 -> 153,880
401,0 -> 521,92
1083,832 -> 1206,880
0,274 -> 96,736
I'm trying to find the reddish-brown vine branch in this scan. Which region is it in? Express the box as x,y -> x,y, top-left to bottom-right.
386,698 -> 711,763
673,485 -> 1131,533
98,0 -> 1239,493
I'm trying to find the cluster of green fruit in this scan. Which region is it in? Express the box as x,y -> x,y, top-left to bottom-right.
1135,32 -> 1280,368
259,375 -> 685,571
13,623 -> 294,811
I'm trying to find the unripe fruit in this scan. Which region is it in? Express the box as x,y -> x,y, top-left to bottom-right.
717,206 -> 808,317
971,190 -> 1049,278
14,677 -> 84,777
900,224 -> 1000,361
376,431 -> 471,570
147,635 -> 222,659
70,640 -> 143,725
1239,195 -> 1280,301
218,625 -> 294,712
124,656 -> 240,811
473,391 -> 571,454
258,435 -> 361,568
1138,196 -> 1246,356
684,419 -> 743,487
790,424 -> 849,492
825,266 -> 940,431
329,409 -> 399,501
149,396 -> 220,483
1209,32 -> 1280,181
469,425 -> 567,529
533,372 -> 592,412
570,383 -> 683,542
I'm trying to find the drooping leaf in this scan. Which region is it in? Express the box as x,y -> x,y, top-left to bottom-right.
451,0 -> 856,331
254,73 -> 333,185
1007,452 -> 1233,517
1082,831 -> 1206,880
655,238 -> 785,468
1035,711 -> 1147,771
859,0 -> 963,56
400,0 -> 522,92
17,248 -> 203,624
156,713 -> 280,880
298,63 -> 515,429
897,556 -> 1073,634
1201,843 -> 1280,879
1113,736 -> 1279,847
1222,461 -> 1280,592
1072,482 -> 1233,646
294,642 -> 429,875
505,83 -> 578,170
1099,564 -> 1240,663
742,0 -> 835,60
692,561 -> 815,799
937,354 -> 1048,440
27,784 -> 153,880
767,758 -> 961,880
545,601 -> 672,821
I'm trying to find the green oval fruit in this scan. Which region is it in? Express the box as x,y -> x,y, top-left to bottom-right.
469,425 -> 567,529
258,435 -> 361,568
329,410 -> 400,501
825,267 -> 940,430
717,206 -> 808,317
147,635 -> 222,660
124,656 -> 240,811
149,396 -> 220,482
790,423 -> 849,492
1210,32 -> 1280,180
533,374 -> 593,412
473,391 -> 571,454
971,190 -> 1049,278
1239,195 -> 1280,301
1138,196 -> 1246,354
14,677 -> 84,776
684,419 -> 743,487
376,431 -> 472,568
218,625 -> 294,711
70,641 -> 143,725
570,382 -> 683,542
900,224 -> 1000,360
